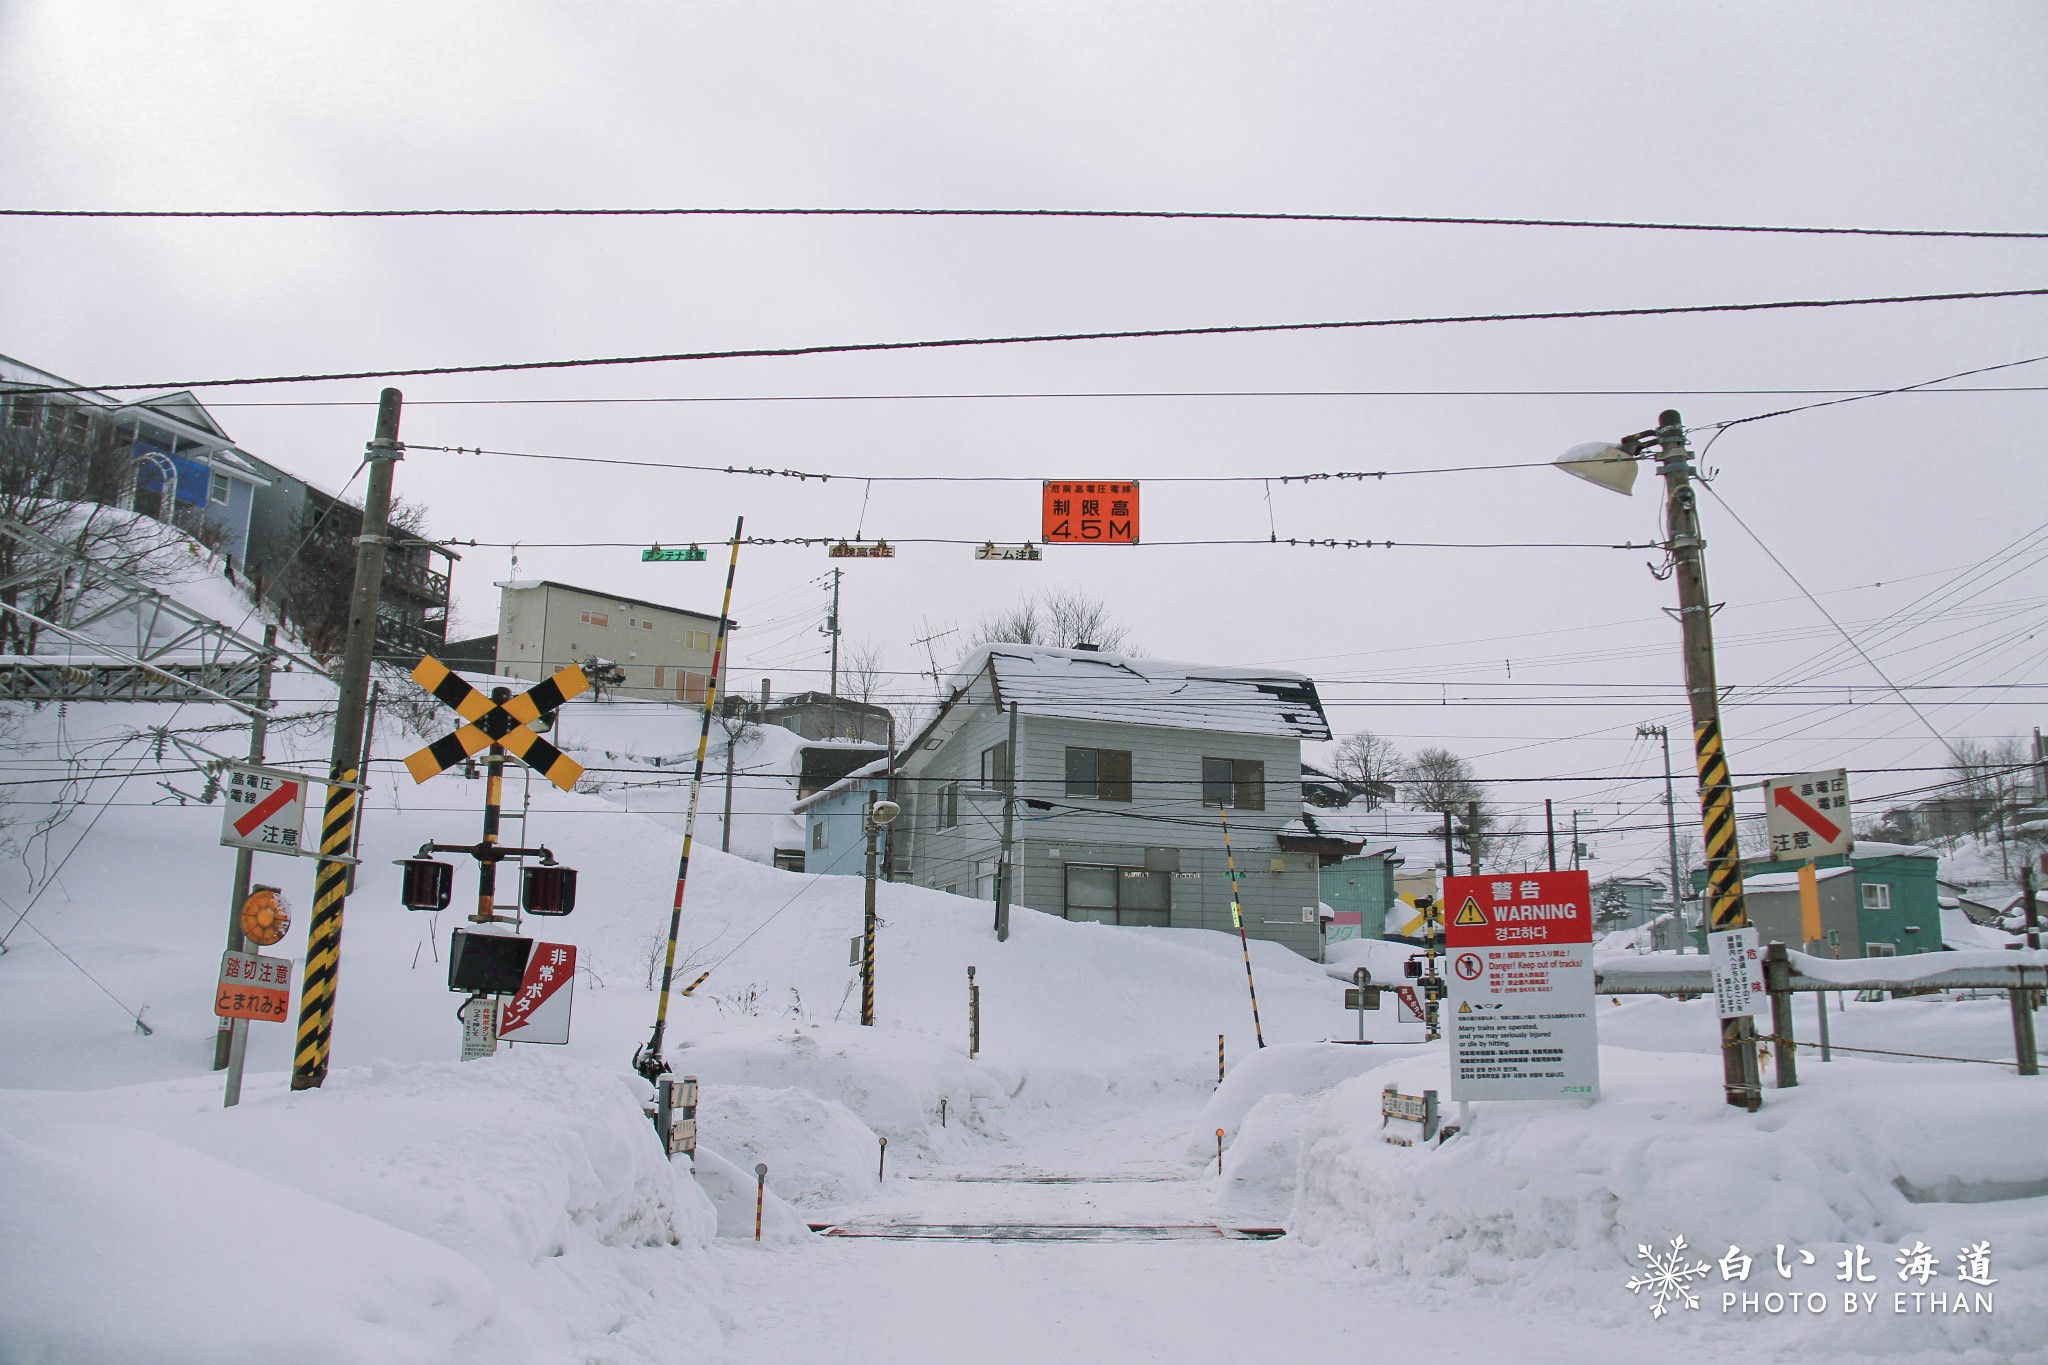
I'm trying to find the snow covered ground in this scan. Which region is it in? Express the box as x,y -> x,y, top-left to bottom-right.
2,554 -> 2044,1361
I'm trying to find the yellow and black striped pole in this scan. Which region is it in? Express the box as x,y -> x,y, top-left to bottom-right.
292,388 -> 404,1092
1218,807 -> 1266,1049
292,770 -> 359,1088
1650,409 -> 1762,1111
637,517 -> 744,1083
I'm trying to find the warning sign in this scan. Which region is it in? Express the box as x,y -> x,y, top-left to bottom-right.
1042,481 -> 1140,544
215,950 -> 293,1022
1708,927 -> 1766,1019
1442,870 -> 1598,1102
498,941 -> 576,1045
1765,768 -> 1852,859
219,764 -> 309,855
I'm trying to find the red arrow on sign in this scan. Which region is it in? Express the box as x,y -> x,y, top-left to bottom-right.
1771,785 -> 1841,843
234,781 -> 300,838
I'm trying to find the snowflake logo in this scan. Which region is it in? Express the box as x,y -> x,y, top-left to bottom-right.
1627,1236 -> 1713,1318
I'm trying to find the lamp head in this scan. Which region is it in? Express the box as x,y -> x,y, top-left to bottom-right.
1554,440 -> 1641,496
866,799 -> 901,829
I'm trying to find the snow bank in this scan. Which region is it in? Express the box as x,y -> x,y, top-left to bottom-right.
693,1146 -> 811,1243
0,1053 -> 723,1364
1287,1044 -> 2047,1359
699,1081 -> 882,1209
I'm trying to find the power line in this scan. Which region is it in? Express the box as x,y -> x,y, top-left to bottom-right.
25,286 -> 2048,394
5,204 -> 2045,240
1701,353 -> 2048,432
118,384 -> 2048,409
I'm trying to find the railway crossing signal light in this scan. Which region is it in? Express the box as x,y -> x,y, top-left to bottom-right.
522,863 -> 579,917
398,857 -> 454,911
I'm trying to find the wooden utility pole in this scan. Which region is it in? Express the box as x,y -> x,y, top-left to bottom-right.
1644,410 -> 1763,1110
994,702 -> 1019,942
292,391 -> 403,1091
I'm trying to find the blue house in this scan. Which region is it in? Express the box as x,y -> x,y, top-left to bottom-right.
794,757 -> 892,876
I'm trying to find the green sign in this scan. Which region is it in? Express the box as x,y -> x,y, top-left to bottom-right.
642,544 -> 706,562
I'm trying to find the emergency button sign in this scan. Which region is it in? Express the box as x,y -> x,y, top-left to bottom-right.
1042,481 -> 1139,544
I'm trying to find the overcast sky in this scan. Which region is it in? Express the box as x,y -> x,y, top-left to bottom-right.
4,1 -> 2044,878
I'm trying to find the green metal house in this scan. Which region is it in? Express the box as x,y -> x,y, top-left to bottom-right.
1693,840 -> 1942,957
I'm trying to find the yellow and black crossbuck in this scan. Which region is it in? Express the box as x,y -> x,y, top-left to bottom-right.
403,656 -> 589,792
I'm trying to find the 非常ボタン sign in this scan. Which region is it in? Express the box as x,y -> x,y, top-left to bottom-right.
1765,768 -> 1852,859
219,763 -> 309,855
1708,927 -> 1766,1018
499,941 -> 577,1045
216,950 -> 293,1021
1042,481 -> 1139,544
1442,870 -> 1599,1102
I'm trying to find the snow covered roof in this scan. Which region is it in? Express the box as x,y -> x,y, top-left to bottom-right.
791,757 -> 891,814
1847,839 -> 1937,860
1743,865 -> 1855,892
948,643 -> 1331,740
1941,905 -> 2016,952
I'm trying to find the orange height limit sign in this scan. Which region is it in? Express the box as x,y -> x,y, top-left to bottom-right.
1042,481 -> 1140,544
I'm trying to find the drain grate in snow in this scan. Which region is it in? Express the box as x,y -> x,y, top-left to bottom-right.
809,1223 -> 1285,1242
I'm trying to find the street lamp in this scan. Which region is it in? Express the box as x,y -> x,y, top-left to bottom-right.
1555,410 -> 1762,1111
860,796 -> 901,1027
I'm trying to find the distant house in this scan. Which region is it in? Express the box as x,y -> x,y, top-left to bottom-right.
1592,875 -> 1667,931
493,579 -> 731,703
1320,843 -> 1404,945
763,690 -> 894,747
794,758 -> 892,876
893,644 -> 1333,960
1,356 -> 268,570
1692,840 -> 1943,957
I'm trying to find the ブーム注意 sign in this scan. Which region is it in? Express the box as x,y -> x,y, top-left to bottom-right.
1042,481 -> 1139,544
1442,870 -> 1599,1102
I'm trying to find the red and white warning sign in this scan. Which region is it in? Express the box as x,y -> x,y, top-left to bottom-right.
1442,870 -> 1599,1102
1042,480 -> 1140,544
220,763 -> 309,855
1765,768 -> 1852,859
498,941 -> 576,1045
215,949 -> 293,1022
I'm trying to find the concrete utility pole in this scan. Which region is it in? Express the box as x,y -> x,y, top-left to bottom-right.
1639,722 -> 1684,937
824,568 -> 842,697
213,624 -> 278,1071
994,702 -> 1019,942
291,389 -> 403,1092
1642,410 -> 1763,1110
1545,798 -> 1557,872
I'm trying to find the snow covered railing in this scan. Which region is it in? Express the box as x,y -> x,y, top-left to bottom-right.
1593,946 -> 2048,996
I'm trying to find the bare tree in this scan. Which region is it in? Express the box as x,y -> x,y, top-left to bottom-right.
0,396 -> 187,657
974,586 -> 1134,652
715,694 -> 761,853
1401,746 -> 1506,866
1329,731 -> 1403,808
840,637 -> 888,705
277,494 -> 433,657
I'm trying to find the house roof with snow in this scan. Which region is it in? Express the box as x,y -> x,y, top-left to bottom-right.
937,643 -> 1332,740
791,757 -> 891,814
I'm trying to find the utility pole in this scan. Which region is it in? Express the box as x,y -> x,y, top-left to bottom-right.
1545,798 -> 1557,872
994,702 -> 1019,942
213,623 -> 278,1071
824,568 -> 842,697
1466,800 -> 1480,875
1441,809 -> 1455,879
1640,409 -> 1763,1111
1639,723 -> 1685,938
292,389 -> 403,1092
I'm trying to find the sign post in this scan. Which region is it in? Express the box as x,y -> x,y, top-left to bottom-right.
1764,769 -> 1853,860
498,941 -> 577,1045
1708,926 -> 1766,1020
1442,869 -> 1599,1102
219,763 -> 311,856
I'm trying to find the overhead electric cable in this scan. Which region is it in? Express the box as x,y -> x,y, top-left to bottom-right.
26,286 -> 2048,394
5,204 -> 2045,239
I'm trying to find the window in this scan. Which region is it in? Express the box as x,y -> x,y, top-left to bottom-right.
1861,883 -> 1892,911
1202,757 -> 1266,810
5,395 -> 35,428
579,609 -> 610,628
981,741 -> 1009,788
1865,942 -> 1897,957
209,471 -> 231,505
812,821 -> 829,850
1065,747 -> 1132,802
937,782 -> 960,829
1063,864 -> 1171,926
684,628 -> 713,652
653,666 -> 666,688
677,670 -> 709,705
626,616 -> 655,631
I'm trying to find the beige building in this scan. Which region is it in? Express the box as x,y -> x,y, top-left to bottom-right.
494,579 -> 731,704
